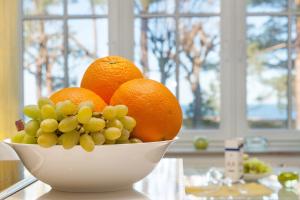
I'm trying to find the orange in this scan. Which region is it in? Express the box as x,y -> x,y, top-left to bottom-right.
80,56 -> 143,103
50,87 -> 107,112
110,79 -> 182,142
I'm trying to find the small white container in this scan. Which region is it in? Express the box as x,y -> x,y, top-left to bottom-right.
224,138 -> 244,182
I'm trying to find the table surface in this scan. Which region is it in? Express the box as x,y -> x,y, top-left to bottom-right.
3,158 -> 300,200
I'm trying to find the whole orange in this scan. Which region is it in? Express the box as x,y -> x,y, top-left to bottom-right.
80,56 -> 143,103
110,79 -> 182,142
50,87 -> 107,112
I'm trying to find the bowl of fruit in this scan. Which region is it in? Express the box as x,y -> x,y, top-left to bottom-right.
5,56 -> 183,192
243,157 -> 272,182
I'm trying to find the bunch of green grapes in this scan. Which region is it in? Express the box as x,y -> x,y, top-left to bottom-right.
11,97 -> 142,152
243,158 -> 272,174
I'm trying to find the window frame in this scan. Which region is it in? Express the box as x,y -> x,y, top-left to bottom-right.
19,0 -> 300,149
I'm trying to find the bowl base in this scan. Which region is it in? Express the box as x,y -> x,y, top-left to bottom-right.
51,185 -> 133,193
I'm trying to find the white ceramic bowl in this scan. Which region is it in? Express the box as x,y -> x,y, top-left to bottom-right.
4,139 -> 175,192
243,172 -> 271,182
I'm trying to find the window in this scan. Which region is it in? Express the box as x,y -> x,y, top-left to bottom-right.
21,0 -> 300,145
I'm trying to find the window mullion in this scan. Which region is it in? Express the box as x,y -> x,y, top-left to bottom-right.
287,0 -> 293,129
63,0 -> 69,87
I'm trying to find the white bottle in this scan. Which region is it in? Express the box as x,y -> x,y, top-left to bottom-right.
224,138 -> 244,182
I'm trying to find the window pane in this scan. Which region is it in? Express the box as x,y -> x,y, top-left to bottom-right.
179,17 -> 220,129
68,19 -> 108,86
247,0 -> 287,13
134,0 -> 175,14
179,0 -> 220,13
23,0 -> 63,15
23,20 -> 64,105
134,18 -> 177,94
68,0 -> 108,15
247,16 -> 288,128
292,16 -> 300,129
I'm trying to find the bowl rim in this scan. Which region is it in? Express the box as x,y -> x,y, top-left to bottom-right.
3,137 -> 178,148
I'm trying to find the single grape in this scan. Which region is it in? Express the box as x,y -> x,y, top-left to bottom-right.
37,132 -> 57,148
58,116 -> 78,132
120,116 -> 136,131
56,100 -> 77,116
41,104 -> 57,119
102,106 -> 117,120
38,97 -> 54,109
58,134 -> 65,145
11,131 -> 25,143
24,120 -> 40,136
129,138 -> 143,143
79,101 -> 94,110
36,128 -> 46,137
116,139 -> 129,144
80,134 -> 95,152
104,127 -> 121,140
23,105 -> 41,119
104,139 -> 116,145
40,119 -> 58,132
106,119 -> 123,130
83,118 -> 105,132
23,134 -> 37,144
116,129 -> 130,142
77,106 -> 92,124
62,130 -> 80,149
114,105 -> 128,118
91,132 -> 105,145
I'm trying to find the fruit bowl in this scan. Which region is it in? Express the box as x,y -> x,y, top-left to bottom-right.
4,138 -> 175,192
243,172 -> 271,182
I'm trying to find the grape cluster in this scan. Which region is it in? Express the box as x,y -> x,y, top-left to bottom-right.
12,98 -> 142,152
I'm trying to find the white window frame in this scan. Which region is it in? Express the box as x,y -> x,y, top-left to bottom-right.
20,0 -> 300,149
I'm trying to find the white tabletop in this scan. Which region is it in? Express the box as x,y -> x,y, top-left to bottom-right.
6,158 -> 185,200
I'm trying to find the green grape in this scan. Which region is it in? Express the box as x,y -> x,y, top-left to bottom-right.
104,139 -> 116,145
120,116 -> 136,131
92,112 -> 102,118
83,118 -> 105,132
23,134 -> 37,144
130,138 -> 143,143
11,131 -> 25,143
58,134 -> 65,145
23,105 -> 41,119
79,101 -> 94,110
41,104 -> 57,119
104,127 -> 121,140
91,132 -> 105,145
116,129 -> 130,142
38,97 -> 54,109
58,116 -> 78,132
102,106 -> 117,120
56,100 -> 77,116
36,128 -> 46,137
107,119 -> 123,130
37,132 -> 57,148
114,105 -> 128,118
62,130 -> 80,149
24,120 -> 40,136
77,106 -> 92,124
80,134 -> 95,152
40,119 -> 58,132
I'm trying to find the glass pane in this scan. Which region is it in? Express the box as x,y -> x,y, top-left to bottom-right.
134,18 -> 177,94
179,0 -> 220,13
292,16 -> 300,129
23,0 -> 63,15
247,16 -> 288,128
68,0 -> 108,15
68,19 -> 108,86
179,17 -> 220,129
247,0 -> 287,13
23,20 -> 64,105
134,0 -> 175,14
